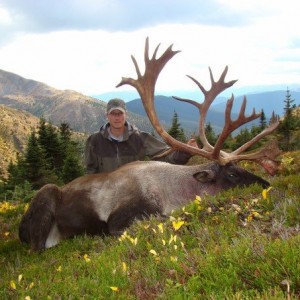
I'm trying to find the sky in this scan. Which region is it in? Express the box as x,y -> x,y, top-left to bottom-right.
0,0 -> 299,101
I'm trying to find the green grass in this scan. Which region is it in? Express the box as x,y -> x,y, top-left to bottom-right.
1,153 -> 300,299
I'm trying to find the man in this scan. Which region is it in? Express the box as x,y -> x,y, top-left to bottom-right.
85,98 -> 197,174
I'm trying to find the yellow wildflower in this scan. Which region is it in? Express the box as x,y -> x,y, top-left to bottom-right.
194,195 -> 201,204
122,262 -> 127,273
18,274 -> 23,283
110,286 -> 119,292
172,220 -> 185,231
149,249 -> 158,256
262,187 -> 272,200
169,234 -> 177,245
157,223 -> 164,233
83,254 -> 91,263
10,280 -> 16,290
56,266 -> 62,272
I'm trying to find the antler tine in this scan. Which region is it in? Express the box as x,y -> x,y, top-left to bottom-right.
212,95 -> 261,161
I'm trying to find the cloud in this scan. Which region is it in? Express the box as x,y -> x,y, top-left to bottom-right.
0,0 -> 299,97
0,0 -> 255,34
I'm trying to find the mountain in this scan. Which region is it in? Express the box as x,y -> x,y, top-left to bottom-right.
126,89 -> 300,134
1,68 -> 299,137
212,91 -> 300,117
0,69 -> 152,133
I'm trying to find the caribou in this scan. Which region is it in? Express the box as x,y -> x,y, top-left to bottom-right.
19,38 -> 281,251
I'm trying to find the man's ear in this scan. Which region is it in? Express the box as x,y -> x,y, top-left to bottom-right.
193,170 -> 215,183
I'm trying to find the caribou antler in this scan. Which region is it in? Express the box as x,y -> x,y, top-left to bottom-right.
117,37 -> 281,175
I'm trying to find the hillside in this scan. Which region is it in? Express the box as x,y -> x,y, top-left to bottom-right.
0,105 -> 41,178
0,69 -> 152,134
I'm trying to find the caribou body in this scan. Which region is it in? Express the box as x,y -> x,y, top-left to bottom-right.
19,38 -> 280,251
19,160 -> 269,251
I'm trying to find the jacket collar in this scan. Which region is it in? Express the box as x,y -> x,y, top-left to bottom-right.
100,121 -> 135,141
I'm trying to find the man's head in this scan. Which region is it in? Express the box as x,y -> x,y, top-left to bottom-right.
106,99 -> 127,133
107,98 -> 127,114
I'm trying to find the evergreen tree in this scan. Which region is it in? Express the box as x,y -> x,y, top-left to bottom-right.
38,118 -> 62,172
205,122 -> 217,145
278,88 -> 297,150
5,155 -> 27,188
259,109 -> 267,129
168,111 -> 186,142
234,128 -> 252,149
61,148 -> 84,183
25,132 -> 57,189
58,123 -> 84,182
269,111 -> 280,125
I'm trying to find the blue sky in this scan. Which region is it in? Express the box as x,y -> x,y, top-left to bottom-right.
0,0 -> 299,100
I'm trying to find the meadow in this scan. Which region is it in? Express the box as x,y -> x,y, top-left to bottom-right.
1,152 -> 299,299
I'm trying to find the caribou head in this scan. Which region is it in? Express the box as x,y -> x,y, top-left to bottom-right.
19,38 -> 281,251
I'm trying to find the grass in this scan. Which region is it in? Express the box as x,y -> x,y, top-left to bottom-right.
1,152 -> 300,299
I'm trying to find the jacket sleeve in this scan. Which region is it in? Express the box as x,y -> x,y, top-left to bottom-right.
84,135 -> 99,174
143,133 -> 192,165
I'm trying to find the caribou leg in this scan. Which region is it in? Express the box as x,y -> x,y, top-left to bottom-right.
107,194 -> 163,235
19,184 -> 61,251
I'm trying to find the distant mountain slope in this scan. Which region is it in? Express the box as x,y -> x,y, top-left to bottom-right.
0,69 -> 152,133
126,90 -> 300,134
212,91 -> 300,116
127,95 -> 238,134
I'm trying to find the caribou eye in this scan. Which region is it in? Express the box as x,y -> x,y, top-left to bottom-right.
228,173 -> 238,179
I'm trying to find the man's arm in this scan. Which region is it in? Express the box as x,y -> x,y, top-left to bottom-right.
143,133 -> 195,165
84,135 -> 99,174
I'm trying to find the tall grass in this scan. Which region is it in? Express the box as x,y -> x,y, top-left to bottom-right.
1,152 -> 299,299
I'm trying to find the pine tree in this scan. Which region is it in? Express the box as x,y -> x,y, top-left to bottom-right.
205,122 -> 217,145
279,88 -> 296,150
168,111 -> 186,142
234,128 -> 252,149
61,148 -> 84,183
25,132 -> 57,189
38,118 -> 62,172
5,155 -> 27,188
269,111 -> 280,125
259,109 -> 267,129
58,123 -> 84,183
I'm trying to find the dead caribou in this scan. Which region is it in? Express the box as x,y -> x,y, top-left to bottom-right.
19,38 -> 281,251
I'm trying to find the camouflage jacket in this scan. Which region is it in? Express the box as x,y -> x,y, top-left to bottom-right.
84,122 -> 191,174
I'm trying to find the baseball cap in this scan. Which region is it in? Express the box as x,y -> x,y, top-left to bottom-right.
106,98 -> 127,114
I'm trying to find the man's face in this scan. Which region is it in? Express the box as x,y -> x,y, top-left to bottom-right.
107,109 -> 126,129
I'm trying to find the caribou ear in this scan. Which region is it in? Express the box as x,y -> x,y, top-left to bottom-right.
194,170 -> 216,183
